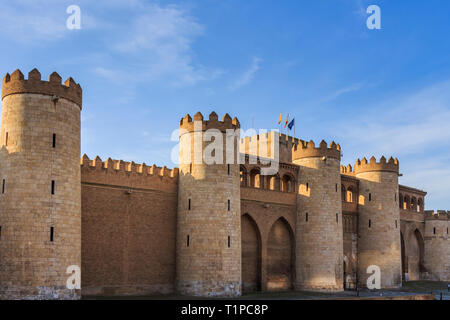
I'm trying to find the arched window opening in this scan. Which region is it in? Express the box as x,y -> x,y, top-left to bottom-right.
250,168 -> 262,189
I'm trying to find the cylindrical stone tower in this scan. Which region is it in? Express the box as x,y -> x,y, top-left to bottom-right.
355,156 -> 402,288
293,140 -> 344,291
423,211 -> 449,281
176,111 -> 241,297
0,69 -> 82,299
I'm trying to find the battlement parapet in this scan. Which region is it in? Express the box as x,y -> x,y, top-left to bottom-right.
179,111 -> 240,134
340,164 -> 355,175
80,154 -> 179,178
2,69 -> 82,108
424,210 -> 450,221
354,156 -> 399,174
292,139 -> 341,160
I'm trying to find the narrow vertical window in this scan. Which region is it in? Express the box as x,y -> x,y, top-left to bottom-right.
52,133 -> 56,148
228,236 -> 231,248
188,198 -> 191,211
433,227 -> 436,235
187,235 -> 190,247
51,180 -> 55,195
369,219 -> 372,228
227,199 -> 230,211
336,213 -> 339,223
228,164 -> 231,175
306,183 -> 309,191
5,132 -> 8,146
335,184 -> 338,192
50,227 -> 54,242
2,179 -> 5,194
395,220 -> 398,229
369,193 -> 372,201
306,212 -> 309,222
189,163 -> 192,174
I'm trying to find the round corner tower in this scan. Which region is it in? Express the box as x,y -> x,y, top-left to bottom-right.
292,140 -> 344,292
423,211 -> 450,281
0,69 -> 82,299
176,111 -> 241,297
355,156 -> 402,289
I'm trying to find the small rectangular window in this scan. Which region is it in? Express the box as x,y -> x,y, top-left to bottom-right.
189,163 -> 192,174
335,184 -> 338,192
50,227 -> 54,242
306,212 -> 309,222
306,183 -> 309,191
228,164 -> 231,175
187,235 -> 190,247
52,133 -> 56,148
369,219 -> 372,228
433,227 -> 436,235
228,199 -> 230,211
228,236 -> 231,248
2,179 -> 5,194
336,213 -> 339,223
5,132 -> 8,146
369,193 -> 372,201
51,180 -> 55,195
188,198 -> 191,211
395,220 -> 398,228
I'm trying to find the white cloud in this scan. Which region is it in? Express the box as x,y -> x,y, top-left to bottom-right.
230,57 -> 262,91
335,80 -> 450,209
0,2 -> 67,42
321,82 -> 365,103
110,4 -> 223,87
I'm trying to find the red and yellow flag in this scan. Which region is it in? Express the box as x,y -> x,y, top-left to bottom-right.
284,114 -> 289,128
278,113 -> 282,125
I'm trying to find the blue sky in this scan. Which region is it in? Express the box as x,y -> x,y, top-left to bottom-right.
0,0 -> 449,209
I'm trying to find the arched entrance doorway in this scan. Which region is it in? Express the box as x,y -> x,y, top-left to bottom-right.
267,218 -> 294,291
401,232 -> 406,281
407,229 -> 424,281
241,214 -> 261,292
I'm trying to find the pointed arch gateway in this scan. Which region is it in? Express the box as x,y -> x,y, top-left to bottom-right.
241,214 -> 262,292
267,217 -> 294,291
407,229 -> 425,281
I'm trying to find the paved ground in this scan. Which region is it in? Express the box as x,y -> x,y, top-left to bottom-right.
83,281 -> 450,300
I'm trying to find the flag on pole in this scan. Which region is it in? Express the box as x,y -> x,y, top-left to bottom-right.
278,113 -> 282,125
284,114 -> 289,128
288,118 -> 295,130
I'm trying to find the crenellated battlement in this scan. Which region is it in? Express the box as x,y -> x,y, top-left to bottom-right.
292,139 -> 341,160
340,164 -> 355,175
80,154 -> 179,178
179,111 -> 240,133
424,210 -> 450,220
354,156 -> 399,174
2,68 -> 82,107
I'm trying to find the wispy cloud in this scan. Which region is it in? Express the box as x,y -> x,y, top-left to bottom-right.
230,57 -> 262,91
0,2 -> 67,42
321,82 -> 365,103
335,80 -> 450,209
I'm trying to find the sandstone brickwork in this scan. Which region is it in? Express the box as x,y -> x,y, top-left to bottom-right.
0,69 -> 81,299
355,157 -> 402,288
176,112 -> 242,297
292,140 -> 344,292
0,68 -> 448,299
423,211 -> 449,281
